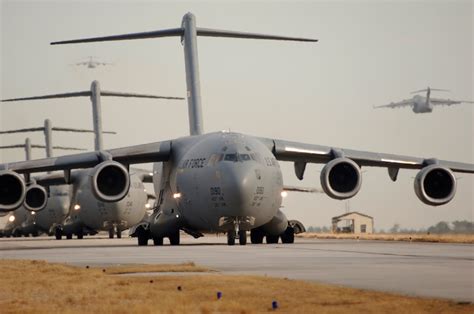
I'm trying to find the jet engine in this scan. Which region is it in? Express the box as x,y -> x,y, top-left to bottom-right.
90,161 -> 130,202
320,158 -> 362,200
414,165 -> 456,206
24,184 -> 48,212
0,170 -> 26,212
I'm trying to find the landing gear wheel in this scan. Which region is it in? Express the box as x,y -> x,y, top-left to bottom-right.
169,231 -> 180,246
77,232 -> 83,240
32,231 -> 39,237
281,227 -> 295,244
227,231 -> 236,246
250,229 -> 264,244
66,234 -> 73,240
55,228 -> 62,240
116,229 -> 122,239
153,236 -> 163,246
238,230 -> 247,245
108,229 -> 114,239
266,235 -> 279,244
137,232 -> 148,246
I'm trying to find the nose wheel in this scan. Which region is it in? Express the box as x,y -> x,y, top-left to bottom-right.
227,230 -> 247,246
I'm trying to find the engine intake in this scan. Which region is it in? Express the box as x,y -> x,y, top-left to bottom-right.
320,158 -> 362,200
24,184 -> 48,212
91,161 -> 130,202
414,165 -> 456,206
0,170 -> 26,212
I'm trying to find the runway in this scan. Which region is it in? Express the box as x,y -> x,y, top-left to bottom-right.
1,236 -> 473,302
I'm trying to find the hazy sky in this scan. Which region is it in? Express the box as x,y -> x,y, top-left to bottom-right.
1,0 -> 472,230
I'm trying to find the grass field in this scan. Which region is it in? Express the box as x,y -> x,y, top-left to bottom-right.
0,260 -> 472,313
297,233 -> 474,244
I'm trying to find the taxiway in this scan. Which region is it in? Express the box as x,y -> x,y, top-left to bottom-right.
0,236 -> 472,302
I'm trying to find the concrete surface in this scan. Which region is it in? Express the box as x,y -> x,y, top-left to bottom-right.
0,235 -> 472,302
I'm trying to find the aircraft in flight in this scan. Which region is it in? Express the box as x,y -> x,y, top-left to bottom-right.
374,87 -> 474,113
0,13 -> 472,246
0,136 -> 85,237
2,81 -> 182,239
72,56 -> 113,69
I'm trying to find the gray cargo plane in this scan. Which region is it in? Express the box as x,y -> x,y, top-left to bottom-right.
2,82 -> 182,239
0,137 -> 85,237
374,87 -> 474,113
73,56 -> 113,69
0,13 -> 473,246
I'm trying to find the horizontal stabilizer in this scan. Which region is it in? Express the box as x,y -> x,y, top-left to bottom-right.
51,27 -> 317,45
52,28 -> 185,45
0,127 -> 115,135
2,91 -> 183,102
101,91 -> 183,100
2,92 -> 90,102
411,88 -> 450,94
0,127 -> 43,134
0,144 -> 86,151
196,27 -> 318,42
52,127 -> 116,134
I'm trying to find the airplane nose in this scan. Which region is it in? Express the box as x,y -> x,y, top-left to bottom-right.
220,163 -> 258,216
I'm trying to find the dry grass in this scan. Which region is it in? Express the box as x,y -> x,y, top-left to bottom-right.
297,232 -> 474,244
1,260 -> 472,314
104,262 -> 210,274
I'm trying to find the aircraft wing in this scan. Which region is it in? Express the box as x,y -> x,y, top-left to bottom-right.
430,98 -> 474,106
373,99 -> 414,109
1,141 -> 171,174
262,138 -> 474,180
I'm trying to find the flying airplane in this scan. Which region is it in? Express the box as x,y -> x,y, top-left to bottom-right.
72,56 -> 113,69
0,137 -> 85,237
0,13 -> 472,247
374,87 -> 474,113
2,81 -> 182,239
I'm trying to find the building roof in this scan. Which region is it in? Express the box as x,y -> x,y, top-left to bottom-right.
332,211 -> 373,221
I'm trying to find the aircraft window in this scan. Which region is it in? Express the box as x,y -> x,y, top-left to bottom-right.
224,154 -> 238,162
240,154 -> 251,161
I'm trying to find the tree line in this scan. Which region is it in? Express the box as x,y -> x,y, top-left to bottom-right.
306,220 -> 474,234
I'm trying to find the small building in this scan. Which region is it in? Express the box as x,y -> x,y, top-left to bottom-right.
332,212 -> 374,234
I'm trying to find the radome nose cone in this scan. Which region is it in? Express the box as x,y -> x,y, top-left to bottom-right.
220,164 -> 257,216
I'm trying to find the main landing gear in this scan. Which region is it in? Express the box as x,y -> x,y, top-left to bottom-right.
250,226 -> 295,244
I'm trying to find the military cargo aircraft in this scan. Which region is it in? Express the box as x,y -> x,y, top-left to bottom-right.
374,87 -> 474,113
2,82 -> 182,239
72,56 -> 113,69
0,136 -> 85,237
0,13 -> 472,246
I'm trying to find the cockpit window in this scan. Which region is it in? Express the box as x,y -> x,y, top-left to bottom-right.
240,154 -> 251,161
224,154 -> 238,162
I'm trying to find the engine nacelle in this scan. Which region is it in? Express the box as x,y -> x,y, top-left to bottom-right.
0,170 -> 26,212
24,184 -> 48,212
414,165 -> 456,206
90,161 -> 130,202
320,158 -> 362,200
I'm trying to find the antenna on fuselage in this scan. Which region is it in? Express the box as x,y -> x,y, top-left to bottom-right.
51,12 -> 318,136
2,81 -> 183,150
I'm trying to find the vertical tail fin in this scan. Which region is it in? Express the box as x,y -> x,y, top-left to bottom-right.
51,12 -> 317,136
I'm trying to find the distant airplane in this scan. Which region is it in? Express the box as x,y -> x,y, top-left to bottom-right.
374,87 -> 474,113
72,56 -> 113,69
